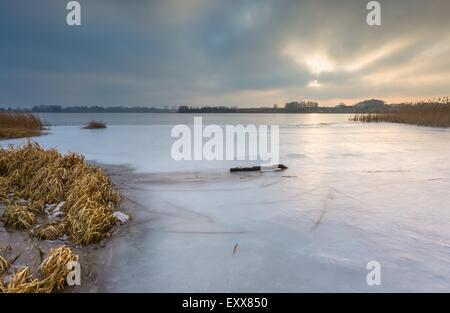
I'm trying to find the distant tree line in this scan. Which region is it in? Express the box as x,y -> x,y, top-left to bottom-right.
177,99 -> 388,113
178,106 -> 238,113
0,105 -> 176,113
285,101 -> 319,110
0,99 -> 391,114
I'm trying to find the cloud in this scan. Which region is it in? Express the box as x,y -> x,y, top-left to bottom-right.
0,0 -> 449,108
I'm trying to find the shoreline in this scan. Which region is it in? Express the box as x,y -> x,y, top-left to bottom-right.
0,162 -> 134,293
0,142 -> 127,292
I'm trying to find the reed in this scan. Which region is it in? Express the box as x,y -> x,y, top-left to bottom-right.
0,142 -> 122,293
38,246 -> 78,292
0,142 -> 121,245
82,121 -> 107,129
2,203 -> 36,229
0,256 -> 9,275
0,112 -> 43,139
0,246 -> 77,293
351,98 -> 450,128
0,267 -> 40,293
33,221 -> 67,240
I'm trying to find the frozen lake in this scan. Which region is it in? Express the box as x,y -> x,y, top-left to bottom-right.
2,113 -> 450,292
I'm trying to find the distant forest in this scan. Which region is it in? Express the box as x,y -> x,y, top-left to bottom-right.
0,99 -> 388,114
178,99 -> 386,113
0,105 -> 176,113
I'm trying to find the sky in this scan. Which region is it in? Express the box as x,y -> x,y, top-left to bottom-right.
0,0 -> 449,108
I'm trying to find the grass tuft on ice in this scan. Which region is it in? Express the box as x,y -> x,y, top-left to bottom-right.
0,246 -> 78,293
82,121 -> 107,129
0,141 -> 121,245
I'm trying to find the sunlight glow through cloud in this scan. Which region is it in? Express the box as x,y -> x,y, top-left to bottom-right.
283,45 -> 335,75
308,80 -> 320,88
343,39 -> 413,72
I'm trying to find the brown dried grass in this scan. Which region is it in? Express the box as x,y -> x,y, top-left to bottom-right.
0,255 -> 9,275
38,246 -> 78,292
33,221 -> 67,240
351,99 -> 450,128
0,141 -> 121,244
0,267 -> 40,293
0,246 -> 77,293
82,121 -> 106,129
0,112 -> 43,139
0,142 -> 121,293
2,203 -> 36,229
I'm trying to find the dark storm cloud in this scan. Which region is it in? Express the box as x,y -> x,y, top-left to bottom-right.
0,0 -> 449,107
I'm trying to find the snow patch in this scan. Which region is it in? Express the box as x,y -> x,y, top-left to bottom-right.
113,211 -> 130,224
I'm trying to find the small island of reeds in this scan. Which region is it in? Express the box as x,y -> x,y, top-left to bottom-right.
352,98 -> 450,128
82,121 -> 107,129
0,112 -> 44,139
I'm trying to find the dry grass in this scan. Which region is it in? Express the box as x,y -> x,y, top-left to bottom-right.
0,143 -> 122,293
0,142 -> 121,245
1,267 -> 40,293
0,256 -> 9,275
33,221 -> 67,240
2,203 -> 36,229
82,121 -> 107,129
0,112 -> 43,139
0,246 -> 77,293
38,246 -> 78,292
351,99 -> 450,128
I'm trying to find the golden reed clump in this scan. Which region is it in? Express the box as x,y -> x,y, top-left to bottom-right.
33,221 -> 67,240
0,141 -> 121,245
0,256 -> 9,275
38,246 -> 79,292
0,246 -> 77,293
351,98 -> 450,128
0,112 -> 43,139
0,267 -> 40,293
2,203 -> 37,229
82,121 -> 107,129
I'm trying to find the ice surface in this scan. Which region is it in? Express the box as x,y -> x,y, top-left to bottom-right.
2,115 -> 450,292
